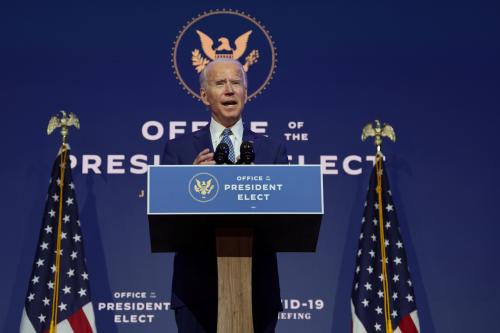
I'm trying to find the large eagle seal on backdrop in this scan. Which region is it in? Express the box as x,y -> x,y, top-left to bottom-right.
196,30 -> 252,60
191,30 -> 259,73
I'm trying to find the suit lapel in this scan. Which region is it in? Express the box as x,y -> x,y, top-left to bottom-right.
193,125 -> 213,152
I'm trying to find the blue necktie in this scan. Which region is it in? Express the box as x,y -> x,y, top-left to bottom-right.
221,128 -> 235,163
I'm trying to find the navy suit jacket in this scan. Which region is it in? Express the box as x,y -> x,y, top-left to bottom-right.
162,124 -> 287,314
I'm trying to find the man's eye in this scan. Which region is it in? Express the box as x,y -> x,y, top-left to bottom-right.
215,81 -> 225,86
231,81 -> 241,85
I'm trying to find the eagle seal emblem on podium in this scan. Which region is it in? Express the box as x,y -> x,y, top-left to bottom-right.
189,173 -> 220,202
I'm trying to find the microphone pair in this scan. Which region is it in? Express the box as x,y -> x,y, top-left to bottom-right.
214,141 -> 255,165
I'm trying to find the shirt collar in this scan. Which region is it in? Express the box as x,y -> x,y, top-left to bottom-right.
210,117 -> 244,142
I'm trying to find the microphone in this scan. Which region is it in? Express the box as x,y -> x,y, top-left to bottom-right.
214,142 -> 232,164
238,141 -> 255,164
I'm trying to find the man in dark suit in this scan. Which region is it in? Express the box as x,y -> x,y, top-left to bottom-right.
162,59 -> 287,333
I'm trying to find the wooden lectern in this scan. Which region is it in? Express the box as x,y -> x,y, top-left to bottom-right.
147,165 -> 323,333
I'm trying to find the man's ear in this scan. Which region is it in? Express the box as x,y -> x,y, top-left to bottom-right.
200,88 -> 210,106
243,88 -> 248,104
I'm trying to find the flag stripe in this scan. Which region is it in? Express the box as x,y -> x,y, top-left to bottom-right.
398,312 -> 419,333
82,303 -> 97,333
351,301 -> 368,333
410,310 -> 420,331
67,306 -> 93,333
54,319 -> 75,333
20,308 -> 36,333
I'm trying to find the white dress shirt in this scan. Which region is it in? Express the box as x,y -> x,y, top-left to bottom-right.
209,117 -> 243,159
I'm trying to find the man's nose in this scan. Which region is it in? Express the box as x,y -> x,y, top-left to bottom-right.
223,82 -> 235,94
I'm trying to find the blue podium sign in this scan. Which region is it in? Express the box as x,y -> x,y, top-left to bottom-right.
147,165 -> 323,215
147,165 -> 324,252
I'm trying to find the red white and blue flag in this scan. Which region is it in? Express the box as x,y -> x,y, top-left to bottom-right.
20,149 -> 97,333
351,159 -> 420,333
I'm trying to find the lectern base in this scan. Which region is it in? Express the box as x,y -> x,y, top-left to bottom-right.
216,228 -> 254,333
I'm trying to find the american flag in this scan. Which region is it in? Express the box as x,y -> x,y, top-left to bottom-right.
20,150 -> 97,333
351,159 -> 420,333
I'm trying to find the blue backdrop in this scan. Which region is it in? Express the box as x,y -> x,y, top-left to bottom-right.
1,1 -> 499,332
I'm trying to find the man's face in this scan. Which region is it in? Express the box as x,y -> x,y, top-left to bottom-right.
200,61 -> 247,127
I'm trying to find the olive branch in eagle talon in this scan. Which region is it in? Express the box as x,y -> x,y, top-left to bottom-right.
192,30 -> 259,73
194,178 -> 214,197
192,49 -> 210,73
243,50 -> 259,72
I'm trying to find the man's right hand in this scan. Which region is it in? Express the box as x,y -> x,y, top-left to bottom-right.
193,148 -> 215,165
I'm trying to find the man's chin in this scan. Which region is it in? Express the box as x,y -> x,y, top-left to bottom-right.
222,108 -> 242,117
214,114 -> 241,127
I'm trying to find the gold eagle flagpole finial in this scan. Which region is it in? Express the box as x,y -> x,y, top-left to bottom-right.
361,119 -> 396,155
47,110 -> 80,149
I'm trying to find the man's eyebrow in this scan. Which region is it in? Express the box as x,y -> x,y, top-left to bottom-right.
210,77 -> 242,83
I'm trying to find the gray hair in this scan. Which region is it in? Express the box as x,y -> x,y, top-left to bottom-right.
199,59 -> 248,89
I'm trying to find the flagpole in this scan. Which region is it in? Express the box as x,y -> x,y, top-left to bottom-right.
48,148 -> 66,333
47,111 -> 80,333
375,156 -> 393,333
362,120 -> 397,333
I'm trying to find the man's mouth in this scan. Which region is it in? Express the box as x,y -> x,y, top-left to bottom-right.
221,101 -> 238,106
